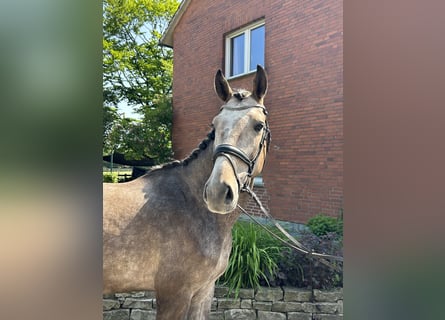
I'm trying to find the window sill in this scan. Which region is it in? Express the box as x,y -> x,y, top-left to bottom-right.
226,69 -> 256,81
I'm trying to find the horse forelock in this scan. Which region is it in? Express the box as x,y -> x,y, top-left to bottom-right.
232,89 -> 251,101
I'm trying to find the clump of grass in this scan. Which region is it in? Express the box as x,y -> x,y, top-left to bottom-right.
103,172 -> 118,183
218,221 -> 282,297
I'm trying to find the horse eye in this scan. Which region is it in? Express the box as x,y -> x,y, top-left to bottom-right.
254,123 -> 264,132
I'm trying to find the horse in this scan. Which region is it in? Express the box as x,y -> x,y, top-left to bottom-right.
103,65 -> 270,319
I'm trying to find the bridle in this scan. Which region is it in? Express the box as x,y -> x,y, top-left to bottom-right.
212,104 -> 271,192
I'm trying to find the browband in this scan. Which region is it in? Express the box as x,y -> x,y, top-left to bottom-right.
219,104 -> 268,115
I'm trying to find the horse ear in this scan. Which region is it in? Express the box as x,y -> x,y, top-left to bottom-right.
214,69 -> 233,102
252,65 -> 268,102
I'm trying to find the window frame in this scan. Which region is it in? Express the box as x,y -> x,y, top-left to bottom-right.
225,20 -> 265,79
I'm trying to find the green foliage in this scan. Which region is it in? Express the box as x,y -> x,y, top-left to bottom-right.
218,221 -> 282,297
103,172 -> 118,183
222,218 -> 343,291
103,0 -> 179,163
307,214 -> 343,237
103,97 -> 173,163
103,0 -> 178,106
218,216 -> 343,293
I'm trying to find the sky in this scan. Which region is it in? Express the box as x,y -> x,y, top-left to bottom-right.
118,101 -> 142,120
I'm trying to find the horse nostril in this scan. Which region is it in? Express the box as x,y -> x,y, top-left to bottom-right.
224,184 -> 234,205
203,187 -> 208,202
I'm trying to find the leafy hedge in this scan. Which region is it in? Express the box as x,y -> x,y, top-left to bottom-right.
307,213 -> 343,237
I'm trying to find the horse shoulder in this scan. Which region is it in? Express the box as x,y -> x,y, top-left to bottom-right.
103,178 -> 149,236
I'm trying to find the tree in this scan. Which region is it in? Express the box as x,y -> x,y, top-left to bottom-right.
103,0 -> 179,164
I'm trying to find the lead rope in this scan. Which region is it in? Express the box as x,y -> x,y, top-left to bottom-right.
238,185 -> 343,272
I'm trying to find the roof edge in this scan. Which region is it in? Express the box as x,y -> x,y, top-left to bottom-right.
159,0 -> 192,47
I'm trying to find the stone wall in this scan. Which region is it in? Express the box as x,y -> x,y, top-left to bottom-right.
103,286 -> 343,320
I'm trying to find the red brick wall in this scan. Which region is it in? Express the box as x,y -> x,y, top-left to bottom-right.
245,186 -> 271,217
171,0 -> 343,223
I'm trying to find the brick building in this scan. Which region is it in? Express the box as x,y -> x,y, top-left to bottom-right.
161,0 -> 343,223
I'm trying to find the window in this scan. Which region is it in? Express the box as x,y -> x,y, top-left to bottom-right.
225,21 -> 265,78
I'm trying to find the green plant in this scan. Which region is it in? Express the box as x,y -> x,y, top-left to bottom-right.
307,214 -> 343,237
103,172 -> 118,183
218,221 -> 283,296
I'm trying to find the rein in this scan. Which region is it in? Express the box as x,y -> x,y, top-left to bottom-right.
238,186 -> 343,272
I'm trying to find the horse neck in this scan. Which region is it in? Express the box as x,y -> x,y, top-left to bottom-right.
181,139 -> 214,198
181,138 -> 247,230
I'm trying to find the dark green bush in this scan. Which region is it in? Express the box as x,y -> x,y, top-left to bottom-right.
307,214 -> 343,237
273,231 -> 343,289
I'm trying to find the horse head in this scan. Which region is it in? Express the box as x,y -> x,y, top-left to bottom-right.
203,65 -> 270,214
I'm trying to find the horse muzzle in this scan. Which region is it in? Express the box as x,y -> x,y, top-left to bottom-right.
203,158 -> 240,214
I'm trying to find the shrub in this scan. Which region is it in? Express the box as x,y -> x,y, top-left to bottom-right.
218,221 -> 283,296
307,214 -> 343,237
103,172 -> 118,183
273,231 -> 343,289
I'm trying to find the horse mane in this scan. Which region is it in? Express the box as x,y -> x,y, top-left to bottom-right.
148,129 -> 215,172
181,129 -> 215,166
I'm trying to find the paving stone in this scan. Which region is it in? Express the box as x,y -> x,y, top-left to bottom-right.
258,310 -> 286,320
103,299 -> 121,311
115,293 -> 131,304
122,298 -> 153,309
129,291 -> 145,298
287,312 -> 312,320
209,311 -> 224,320
103,309 -> 130,320
314,302 -> 338,314
253,301 -> 272,311
241,299 -> 252,308
239,288 -> 255,299
272,301 -> 304,312
224,309 -> 256,320
214,286 -> 229,298
301,302 -> 316,313
313,289 -> 343,302
218,298 -> 240,309
129,309 -> 156,320
255,287 -> 283,302
283,287 -> 312,302
211,298 -> 218,311
337,299 -> 343,314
